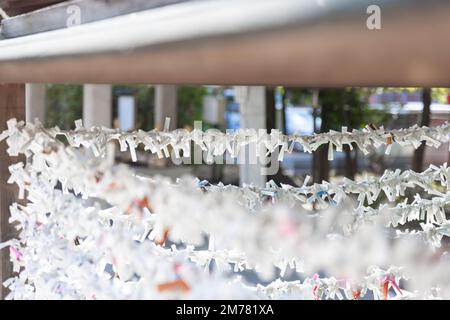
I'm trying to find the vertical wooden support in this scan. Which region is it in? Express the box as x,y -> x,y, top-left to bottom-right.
0,84 -> 25,299
83,84 -> 112,128
155,85 -> 177,130
235,86 -> 267,188
26,83 -> 47,123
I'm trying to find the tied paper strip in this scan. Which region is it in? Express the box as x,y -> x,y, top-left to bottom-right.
4,122 -> 450,237
4,167 -> 445,300
6,128 -> 450,236
1,117 -> 449,230
252,266 -> 408,300
1,118 -> 449,162
2,119 -> 450,299
197,163 -> 449,210
5,169 -> 449,300
5,139 -> 450,275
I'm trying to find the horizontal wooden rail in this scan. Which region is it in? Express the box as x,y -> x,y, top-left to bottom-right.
0,0 -> 449,86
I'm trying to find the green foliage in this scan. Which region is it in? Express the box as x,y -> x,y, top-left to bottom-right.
44,85 -> 209,131
431,88 -> 450,103
286,88 -> 312,105
45,84 -> 83,129
136,86 -> 155,131
318,88 -> 387,131
177,86 -> 208,128
282,88 -> 388,131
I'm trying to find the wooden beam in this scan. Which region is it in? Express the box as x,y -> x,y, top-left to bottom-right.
0,83 -> 25,300
0,0 -> 64,16
1,0 -> 189,38
0,0 -> 449,86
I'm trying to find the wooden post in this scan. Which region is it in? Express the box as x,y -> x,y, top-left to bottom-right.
0,84 -> 25,299
83,84 -> 112,128
25,83 -> 47,123
155,85 -> 177,130
235,86 -> 267,188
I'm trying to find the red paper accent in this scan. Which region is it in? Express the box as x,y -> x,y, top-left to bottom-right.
352,289 -> 361,300
382,281 -> 389,300
157,279 -> 190,293
155,228 -> 170,246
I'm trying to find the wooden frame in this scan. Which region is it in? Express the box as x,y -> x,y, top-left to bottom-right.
0,0 -> 449,86
0,0 -> 64,16
0,0 -> 449,300
0,84 -> 25,299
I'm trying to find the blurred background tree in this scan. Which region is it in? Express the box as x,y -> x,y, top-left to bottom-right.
177,86 -> 208,129
379,87 -> 450,171
46,84 -> 82,129
283,87 -> 388,182
45,85 -> 209,131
